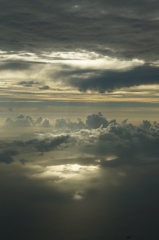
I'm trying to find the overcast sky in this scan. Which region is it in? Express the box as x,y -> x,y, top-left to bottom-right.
1,1 -> 159,240
1,0 -> 159,109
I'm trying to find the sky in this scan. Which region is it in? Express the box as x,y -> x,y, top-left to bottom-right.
0,1 -> 159,240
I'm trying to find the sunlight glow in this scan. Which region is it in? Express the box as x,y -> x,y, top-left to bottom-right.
31,164 -> 99,181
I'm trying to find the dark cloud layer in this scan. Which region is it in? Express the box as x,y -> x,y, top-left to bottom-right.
64,65 -> 159,91
0,0 -> 159,60
0,61 -> 31,71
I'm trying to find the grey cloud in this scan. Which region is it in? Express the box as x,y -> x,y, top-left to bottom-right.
0,150 -> 17,164
65,65 -> 159,92
80,119 -> 159,167
55,113 -> 108,130
0,61 -> 31,71
39,85 -> 50,90
0,135 -> 70,165
41,118 -> 50,128
5,115 -> 34,127
5,115 -> 51,128
55,118 -> 86,130
86,112 -> 109,129
24,135 -> 70,152
54,113 -> 159,167
0,1 -> 159,61
18,80 -> 39,87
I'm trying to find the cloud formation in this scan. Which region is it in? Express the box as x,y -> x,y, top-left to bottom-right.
0,0 -> 159,62
1,0 -> 159,237
1,112 -> 159,239
65,65 -> 159,92
5,115 -> 51,128
0,150 -> 17,164
3,112 -> 159,168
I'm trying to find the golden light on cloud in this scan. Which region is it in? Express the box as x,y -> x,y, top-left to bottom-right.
30,164 -> 99,181
1,48 -> 159,105
0,49 -> 144,70
27,163 -> 100,200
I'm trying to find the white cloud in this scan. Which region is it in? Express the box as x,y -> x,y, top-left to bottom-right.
0,49 -> 145,71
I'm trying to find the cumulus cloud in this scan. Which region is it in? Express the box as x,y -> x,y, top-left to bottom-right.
55,118 -> 86,130
55,112 -> 108,130
5,115 -> 51,128
5,115 -> 34,127
75,118 -> 159,167
86,112 -> 109,129
4,112 -> 159,168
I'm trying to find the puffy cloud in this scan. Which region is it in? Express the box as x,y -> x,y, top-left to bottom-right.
5,115 -> 51,128
55,118 -> 86,130
55,112 -> 108,130
76,119 -> 159,167
86,112 -> 108,129
5,115 -> 34,127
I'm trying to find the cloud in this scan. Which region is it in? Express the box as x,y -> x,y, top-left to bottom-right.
86,112 -> 109,128
1,112 -> 159,239
5,115 -> 34,127
55,118 -> 86,130
65,65 -> 159,92
55,112 -> 109,130
0,61 -> 31,71
5,115 -> 51,128
4,112 -> 159,168
0,150 -> 17,164
7,135 -> 70,154
18,80 -> 39,87
76,118 -> 159,167
39,85 -> 50,90
0,0 -> 159,61
24,135 -> 70,152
